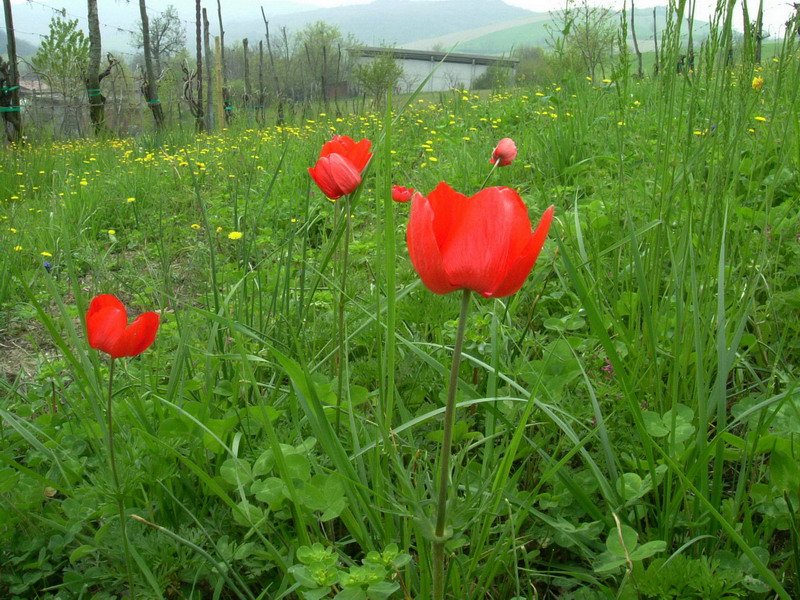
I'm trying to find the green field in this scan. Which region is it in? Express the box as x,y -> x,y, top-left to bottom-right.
1,29 -> 799,600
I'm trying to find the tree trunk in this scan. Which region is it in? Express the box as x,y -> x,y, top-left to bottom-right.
1,0 -> 22,143
203,8 -> 213,131
243,38 -> 251,109
214,36 -> 225,128
86,0 -> 109,135
258,40 -> 264,122
216,0 -> 231,121
755,0 -> 764,64
139,0 -> 164,128
630,0 -> 643,78
261,8 -> 284,125
195,0 -> 203,131
652,7 -> 659,75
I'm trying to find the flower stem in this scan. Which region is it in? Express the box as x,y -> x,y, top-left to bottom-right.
432,289 -> 471,600
106,359 -> 136,599
335,194 -> 352,433
480,162 -> 499,190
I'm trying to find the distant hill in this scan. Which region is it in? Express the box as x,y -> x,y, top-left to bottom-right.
232,0 -> 536,48
0,30 -> 38,58
414,7 -> 712,55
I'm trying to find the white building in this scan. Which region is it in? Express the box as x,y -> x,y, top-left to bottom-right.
350,47 -> 518,93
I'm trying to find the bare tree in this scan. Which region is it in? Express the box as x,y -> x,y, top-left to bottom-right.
138,0 -> 164,128
131,5 -> 185,75
261,8 -> 284,124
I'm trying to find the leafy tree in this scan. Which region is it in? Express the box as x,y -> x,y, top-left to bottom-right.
352,49 -> 403,107
31,17 -> 89,100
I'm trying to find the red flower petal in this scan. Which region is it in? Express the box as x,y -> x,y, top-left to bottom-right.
440,187 -> 530,295
485,205 -> 554,298
108,312 -> 160,358
407,193 -> 459,295
345,138 -> 372,172
87,295 -> 127,353
327,154 -> 362,197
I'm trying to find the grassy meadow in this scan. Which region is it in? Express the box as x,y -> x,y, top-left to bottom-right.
2,22 -> 800,600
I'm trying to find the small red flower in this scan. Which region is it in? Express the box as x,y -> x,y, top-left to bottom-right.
86,294 -> 160,358
407,182 -> 553,298
392,185 -> 415,203
490,137 -> 517,167
308,135 -> 372,199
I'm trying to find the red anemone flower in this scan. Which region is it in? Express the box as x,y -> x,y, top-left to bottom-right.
392,185 -> 415,203
86,294 -> 160,359
490,137 -> 517,167
308,135 -> 372,200
407,182 -> 553,298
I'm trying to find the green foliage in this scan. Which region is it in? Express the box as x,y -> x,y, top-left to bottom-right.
352,50 -> 404,106
290,543 -> 409,600
30,18 -> 89,96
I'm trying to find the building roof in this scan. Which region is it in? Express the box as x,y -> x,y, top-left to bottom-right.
349,46 -> 518,67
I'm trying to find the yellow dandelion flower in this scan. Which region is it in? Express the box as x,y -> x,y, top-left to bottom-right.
13,245 -> 23,251
216,226 -> 223,233
228,231 -> 243,240
40,251 -> 52,257
752,76 -> 765,91
127,197 -> 136,203
754,116 -> 767,122
108,229 -> 116,235
191,223 -> 201,230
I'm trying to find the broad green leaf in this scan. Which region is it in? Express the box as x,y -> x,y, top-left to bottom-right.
606,524 -> 638,558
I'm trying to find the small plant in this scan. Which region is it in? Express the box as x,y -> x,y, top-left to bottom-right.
289,543 -> 410,600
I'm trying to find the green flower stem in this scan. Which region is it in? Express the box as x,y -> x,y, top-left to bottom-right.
480,161 -> 499,190
432,289 -> 471,600
106,359 -> 136,599
335,194 -> 352,432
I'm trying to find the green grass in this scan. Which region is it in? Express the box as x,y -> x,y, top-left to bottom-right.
1,17 -> 799,600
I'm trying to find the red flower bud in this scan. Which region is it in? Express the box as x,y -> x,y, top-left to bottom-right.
490,137 -> 517,167
392,185 -> 415,203
308,135 -> 372,199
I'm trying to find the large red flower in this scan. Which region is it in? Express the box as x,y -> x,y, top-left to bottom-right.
407,182 -> 553,298
86,294 -> 160,358
308,135 -> 372,200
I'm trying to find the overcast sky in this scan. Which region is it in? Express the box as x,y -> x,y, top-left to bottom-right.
7,0 -> 795,41
266,0 -> 794,36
